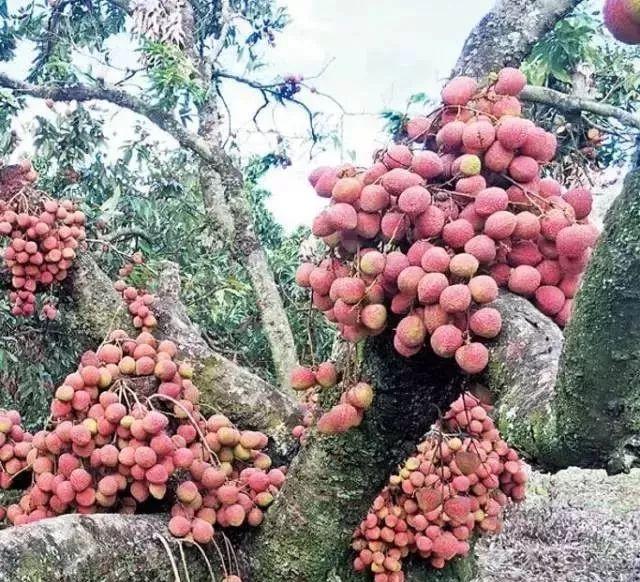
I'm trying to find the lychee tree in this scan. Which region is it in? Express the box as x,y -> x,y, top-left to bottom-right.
0,0 -> 639,581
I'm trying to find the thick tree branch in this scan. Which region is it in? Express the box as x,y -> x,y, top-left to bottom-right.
453,0 -> 585,78
0,73 -> 229,173
521,85 -> 640,130
68,253 -> 300,459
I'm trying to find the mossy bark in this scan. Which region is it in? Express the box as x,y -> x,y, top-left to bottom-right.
242,332 -> 470,581
485,293 -> 564,462
487,171 -> 640,472
0,514 -> 216,581
550,171 -> 640,471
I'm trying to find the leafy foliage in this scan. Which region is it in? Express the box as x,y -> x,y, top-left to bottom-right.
523,4 -> 640,172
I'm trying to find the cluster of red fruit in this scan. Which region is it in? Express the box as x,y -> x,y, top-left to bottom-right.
114,252 -> 158,332
0,411 -> 32,489
0,330 -> 285,551
296,67 -> 598,375
290,362 -> 375,438
0,161 -> 85,319
114,280 -> 157,332
351,392 -> 526,580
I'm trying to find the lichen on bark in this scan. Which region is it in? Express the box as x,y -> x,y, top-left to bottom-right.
552,171 -> 640,471
242,332 -> 465,580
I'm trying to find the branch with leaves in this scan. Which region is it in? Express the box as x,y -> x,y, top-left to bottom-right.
521,84 -> 640,130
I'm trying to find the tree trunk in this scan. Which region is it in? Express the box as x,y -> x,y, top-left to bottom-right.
550,171 -> 640,472
0,514 -> 215,581
453,0 -> 584,77
243,334 -> 466,581
485,294 -> 564,463
184,1 -> 299,391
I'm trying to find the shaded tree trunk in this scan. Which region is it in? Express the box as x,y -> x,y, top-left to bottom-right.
243,333 -> 466,581
551,171 -> 640,472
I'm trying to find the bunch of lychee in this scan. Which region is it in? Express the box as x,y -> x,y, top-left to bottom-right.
0,410 -> 33,490
114,280 -> 158,332
290,362 -> 375,438
351,392 -> 526,580
296,67 -> 599,375
0,163 -> 86,319
1,330 -> 285,547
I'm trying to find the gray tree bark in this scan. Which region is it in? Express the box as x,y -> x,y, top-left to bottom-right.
184,4 -> 299,390
453,0 -> 585,78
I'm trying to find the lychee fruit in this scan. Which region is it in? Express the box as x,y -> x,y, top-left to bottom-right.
475,188 -> 508,217
534,285 -> 566,316
449,253 -> 479,279
468,276 -> 498,304
430,324 -> 464,358
439,284 -> 472,313
484,211 -> 517,240
398,185 -> 432,215
396,314 -> 427,347
455,343 -> 489,374
441,77 -> 478,105
469,307 -> 502,338
442,219 -> 474,249
411,151 -> 444,179
494,67 -> 527,96
508,265 -> 541,295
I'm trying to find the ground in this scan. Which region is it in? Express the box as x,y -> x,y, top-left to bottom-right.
474,467 -> 640,582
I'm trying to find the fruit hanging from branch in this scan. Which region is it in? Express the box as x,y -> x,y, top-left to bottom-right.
351,392 -> 526,580
297,67 -> 598,378
0,161 -> 86,319
0,326 -> 285,572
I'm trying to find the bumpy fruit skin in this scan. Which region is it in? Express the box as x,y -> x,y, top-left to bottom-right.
351,392 -> 526,577
441,77 -> 478,105
430,325 -> 463,358
455,342 -> 489,374
494,67 -> 527,96
290,366 -> 316,391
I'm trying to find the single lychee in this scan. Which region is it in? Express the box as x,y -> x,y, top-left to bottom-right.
494,67 -> 527,96
508,265 -> 541,295
396,314 -> 427,347
468,276 -> 498,304
441,77 -> 478,105
534,285 -> 566,316
449,253 -> 479,279
430,324 -> 464,358
439,284 -> 472,313
475,188 -> 508,217
442,219 -> 474,249
469,307 -> 502,338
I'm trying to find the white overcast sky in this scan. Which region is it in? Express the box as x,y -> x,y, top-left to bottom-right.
4,0 -> 616,231
258,0 -> 495,230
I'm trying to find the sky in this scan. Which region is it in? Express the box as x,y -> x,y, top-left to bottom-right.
252,0 -> 496,230
9,0 -> 605,232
